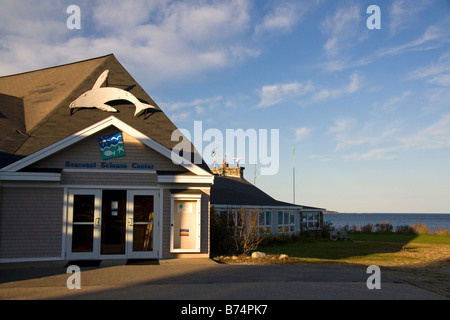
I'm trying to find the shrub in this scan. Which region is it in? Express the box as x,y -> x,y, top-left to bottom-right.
231,207 -> 264,255
375,221 -> 393,233
210,207 -> 235,256
361,223 -> 374,233
341,224 -> 359,233
411,222 -> 430,235
320,221 -> 334,239
432,225 -> 449,236
395,225 -> 416,234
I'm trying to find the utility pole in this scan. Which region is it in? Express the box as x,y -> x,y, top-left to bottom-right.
293,148 -> 296,204
254,165 -> 259,185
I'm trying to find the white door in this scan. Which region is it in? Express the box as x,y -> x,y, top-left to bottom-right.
66,189 -> 101,260
126,190 -> 159,259
170,195 -> 201,253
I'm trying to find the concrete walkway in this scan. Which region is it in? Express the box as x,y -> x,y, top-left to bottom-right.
0,259 -> 447,300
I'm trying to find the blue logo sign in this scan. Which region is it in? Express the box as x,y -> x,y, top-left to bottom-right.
98,132 -> 125,160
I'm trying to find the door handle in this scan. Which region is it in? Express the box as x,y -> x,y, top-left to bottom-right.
95,218 -> 101,226
128,218 -> 134,226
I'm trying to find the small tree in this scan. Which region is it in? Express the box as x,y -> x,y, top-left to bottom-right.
231,207 -> 263,255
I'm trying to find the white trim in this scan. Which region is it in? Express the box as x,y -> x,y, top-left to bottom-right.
64,187 -> 162,260
212,204 -> 303,210
0,257 -> 64,264
158,175 -> 214,184
1,116 -> 212,177
65,189 -> 102,261
61,187 -> 68,261
61,184 -> 161,190
63,169 -> 157,175
0,172 -> 61,182
126,189 -> 160,259
158,188 -> 164,259
170,194 -> 202,253
212,204 -> 324,212
171,193 -> 202,199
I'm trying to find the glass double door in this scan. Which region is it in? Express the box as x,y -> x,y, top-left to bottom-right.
67,189 -> 158,260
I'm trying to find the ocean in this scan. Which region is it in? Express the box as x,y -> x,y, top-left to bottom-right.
323,213 -> 450,232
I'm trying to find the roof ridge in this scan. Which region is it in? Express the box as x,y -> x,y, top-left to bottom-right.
0,54 -> 115,79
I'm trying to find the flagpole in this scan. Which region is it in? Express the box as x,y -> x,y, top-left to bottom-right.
293,148 -> 295,204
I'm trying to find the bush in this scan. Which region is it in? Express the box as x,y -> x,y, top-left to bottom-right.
432,225 -> 449,236
210,208 -> 234,256
411,223 -> 430,235
361,223 -> 374,233
375,221 -> 393,233
395,225 -> 416,234
320,221 -> 334,239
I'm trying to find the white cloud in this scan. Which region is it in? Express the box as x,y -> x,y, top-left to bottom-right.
255,2 -> 299,33
255,0 -> 322,34
328,118 -> 357,134
399,113 -> 450,150
372,91 -> 412,114
294,127 -> 311,141
329,118 -> 399,153
344,147 -> 399,161
378,25 -> 446,58
408,52 -> 450,87
328,21 -> 450,73
311,73 -> 362,103
165,96 -> 223,112
257,81 -> 314,108
389,0 -> 431,35
163,96 -> 226,124
0,0 -> 258,85
334,113 -> 450,161
320,5 -> 361,56
169,111 -> 190,124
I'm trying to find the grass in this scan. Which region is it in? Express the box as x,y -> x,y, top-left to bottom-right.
255,232 -> 450,265
214,232 -> 450,297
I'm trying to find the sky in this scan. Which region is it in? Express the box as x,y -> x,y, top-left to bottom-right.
1,0 -> 450,213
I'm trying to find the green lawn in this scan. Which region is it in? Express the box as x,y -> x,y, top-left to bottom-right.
258,232 -> 450,265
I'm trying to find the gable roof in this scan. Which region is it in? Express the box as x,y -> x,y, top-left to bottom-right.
1,116 -> 211,177
0,54 -> 210,172
211,176 -> 325,210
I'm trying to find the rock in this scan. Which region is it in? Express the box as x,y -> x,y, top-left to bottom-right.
251,251 -> 266,258
231,255 -> 238,260
279,254 -> 289,260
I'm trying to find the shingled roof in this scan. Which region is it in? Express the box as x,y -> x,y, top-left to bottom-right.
0,54 -> 209,171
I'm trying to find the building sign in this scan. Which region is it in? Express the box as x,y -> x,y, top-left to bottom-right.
98,132 -> 125,160
65,161 -> 154,170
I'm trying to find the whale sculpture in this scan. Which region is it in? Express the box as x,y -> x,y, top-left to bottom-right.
69,70 -> 157,116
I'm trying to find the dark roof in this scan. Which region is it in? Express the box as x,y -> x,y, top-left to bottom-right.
211,176 -> 325,210
210,176 -> 299,208
0,54 -> 210,172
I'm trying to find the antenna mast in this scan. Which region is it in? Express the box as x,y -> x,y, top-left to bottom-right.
293,148 -> 296,204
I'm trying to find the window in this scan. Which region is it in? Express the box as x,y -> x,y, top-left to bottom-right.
258,210 -> 272,234
302,212 -> 321,230
278,211 -> 295,233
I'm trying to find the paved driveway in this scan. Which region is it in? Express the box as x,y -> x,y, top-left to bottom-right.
0,259 -> 447,301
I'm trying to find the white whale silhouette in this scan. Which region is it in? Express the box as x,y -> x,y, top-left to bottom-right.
69,70 -> 157,116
